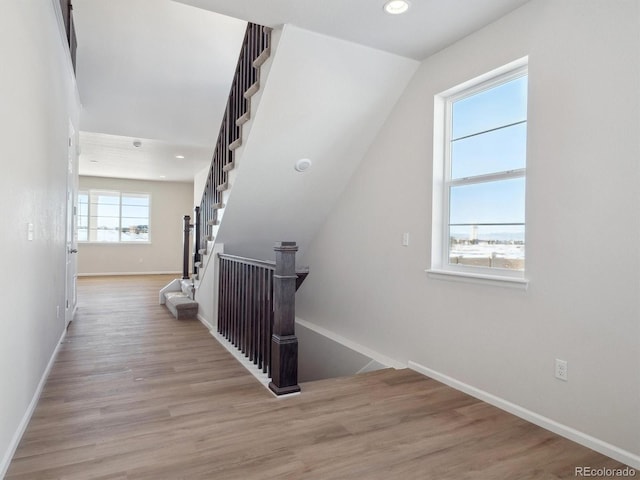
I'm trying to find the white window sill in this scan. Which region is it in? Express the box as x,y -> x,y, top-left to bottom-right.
426,269 -> 529,290
78,242 -> 152,246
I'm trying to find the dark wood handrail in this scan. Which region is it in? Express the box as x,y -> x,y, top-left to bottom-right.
197,24 -> 271,249
217,242 -> 307,395
218,253 -> 276,270
219,253 -> 310,281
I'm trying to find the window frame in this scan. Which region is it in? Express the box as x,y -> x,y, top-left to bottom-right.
430,59 -> 528,285
77,189 -> 152,244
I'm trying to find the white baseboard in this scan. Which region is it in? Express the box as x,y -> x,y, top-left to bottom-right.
408,360 -> 640,470
78,271 -> 181,277
197,313 -> 214,332
295,317 -> 405,369
0,328 -> 68,478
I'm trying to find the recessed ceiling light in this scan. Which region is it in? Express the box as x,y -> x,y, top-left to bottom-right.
384,0 -> 410,15
295,158 -> 312,172
175,155 -> 185,159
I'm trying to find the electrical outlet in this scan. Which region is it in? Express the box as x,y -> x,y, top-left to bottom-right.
555,359 -> 568,381
402,232 -> 410,246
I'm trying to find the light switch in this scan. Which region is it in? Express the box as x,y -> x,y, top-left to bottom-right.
402,232 -> 409,246
27,223 -> 34,241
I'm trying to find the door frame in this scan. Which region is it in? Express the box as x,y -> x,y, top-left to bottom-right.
65,120 -> 79,326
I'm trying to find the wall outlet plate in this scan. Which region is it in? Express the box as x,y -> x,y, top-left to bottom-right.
555,358 -> 568,381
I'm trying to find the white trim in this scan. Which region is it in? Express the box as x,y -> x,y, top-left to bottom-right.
426,269 -> 528,289
209,331 -> 299,399
295,317 -> 405,369
159,278 -> 182,305
197,313 -> 214,332
449,168 -> 525,187
78,271 -> 181,277
77,242 -> 153,246
408,361 -> 640,470
0,328 -> 68,478
439,57 -> 529,98
432,58 -> 529,282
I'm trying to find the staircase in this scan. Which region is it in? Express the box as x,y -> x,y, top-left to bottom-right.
162,23 -> 274,320
162,279 -> 198,320
163,22 -> 417,390
192,23 -> 273,295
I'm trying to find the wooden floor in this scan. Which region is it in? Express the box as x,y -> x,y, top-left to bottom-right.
7,275 -> 627,479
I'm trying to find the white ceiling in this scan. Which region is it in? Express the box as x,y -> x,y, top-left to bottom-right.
79,132 -> 213,183
174,0 -> 531,60
73,0 -> 530,182
73,0 -> 247,182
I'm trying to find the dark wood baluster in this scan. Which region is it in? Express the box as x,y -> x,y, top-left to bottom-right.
233,262 -> 239,344
240,264 -> 249,356
221,258 -> 227,338
262,267 -> 268,373
253,266 -> 259,364
218,258 -> 222,333
267,269 -> 273,375
255,266 -> 262,368
223,258 -> 230,336
221,258 -> 226,334
228,260 -> 234,343
248,265 -> 255,362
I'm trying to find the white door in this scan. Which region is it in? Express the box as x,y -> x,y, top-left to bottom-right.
65,121 -> 78,326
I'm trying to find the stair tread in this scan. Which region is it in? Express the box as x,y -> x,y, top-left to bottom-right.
229,138 -> 242,151
244,81 -> 260,99
164,292 -> 198,320
236,111 -> 250,127
253,47 -> 270,68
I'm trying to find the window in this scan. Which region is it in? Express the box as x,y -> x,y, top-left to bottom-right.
432,61 -> 528,280
77,190 -> 150,243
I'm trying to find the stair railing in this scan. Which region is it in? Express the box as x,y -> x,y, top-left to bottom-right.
182,215 -> 191,280
198,23 -> 271,249
217,242 -> 308,395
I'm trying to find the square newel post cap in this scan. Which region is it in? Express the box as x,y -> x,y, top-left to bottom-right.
274,241 -> 298,252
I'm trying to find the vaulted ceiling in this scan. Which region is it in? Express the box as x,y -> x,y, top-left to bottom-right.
73,0 -> 530,182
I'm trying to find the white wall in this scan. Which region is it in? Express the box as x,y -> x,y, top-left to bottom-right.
297,0 -> 640,464
0,1 -> 80,475
193,164 -> 209,207
216,25 -> 418,260
78,177 -> 193,275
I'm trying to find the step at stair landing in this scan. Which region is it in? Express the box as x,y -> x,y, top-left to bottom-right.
160,278 -> 198,320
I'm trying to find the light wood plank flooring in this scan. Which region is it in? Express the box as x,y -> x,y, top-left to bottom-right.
7,275 -> 628,479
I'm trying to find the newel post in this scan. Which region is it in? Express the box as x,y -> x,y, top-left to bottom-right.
269,241 -> 300,395
182,215 -> 191,280
193,206 -> 201,275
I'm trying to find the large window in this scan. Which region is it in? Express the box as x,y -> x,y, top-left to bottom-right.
77,190 -> 150,243
433,62 -> 528,279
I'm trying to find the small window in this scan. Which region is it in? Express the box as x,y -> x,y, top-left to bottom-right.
432,61 -> 528,279
77,189 -> 150,243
